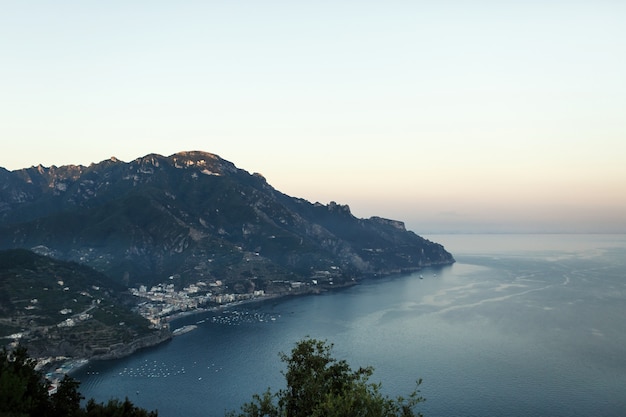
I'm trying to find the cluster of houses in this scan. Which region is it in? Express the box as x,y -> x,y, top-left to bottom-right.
129,280 -> 265,325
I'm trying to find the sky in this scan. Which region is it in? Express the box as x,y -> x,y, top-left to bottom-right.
1,1 -> 625,233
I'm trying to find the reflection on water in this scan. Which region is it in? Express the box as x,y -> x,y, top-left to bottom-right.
75,234 -> 626,417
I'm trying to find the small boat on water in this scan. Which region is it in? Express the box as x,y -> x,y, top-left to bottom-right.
172,324 -> 198,336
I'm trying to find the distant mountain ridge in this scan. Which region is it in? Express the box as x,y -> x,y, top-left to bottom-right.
0,151 -> 454,290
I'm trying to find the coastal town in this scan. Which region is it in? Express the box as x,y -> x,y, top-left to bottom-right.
127,266 -> 350,327
129,279 -> 267,327
3,263 -> 347,396
20,279 -> 272,395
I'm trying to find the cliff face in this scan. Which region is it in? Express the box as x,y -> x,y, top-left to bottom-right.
25,327 -> 172,360
0,151 -> 454,288
89,329 -> 172,361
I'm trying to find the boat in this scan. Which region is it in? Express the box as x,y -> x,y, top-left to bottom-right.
172,324 -> 198,336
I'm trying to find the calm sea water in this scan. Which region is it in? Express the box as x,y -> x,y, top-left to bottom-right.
74,234 -> 626,417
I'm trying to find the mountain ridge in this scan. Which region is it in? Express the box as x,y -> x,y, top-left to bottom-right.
0,151 -> 454,291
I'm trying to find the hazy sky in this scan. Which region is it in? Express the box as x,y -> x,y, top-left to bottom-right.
2,1 -> 625,233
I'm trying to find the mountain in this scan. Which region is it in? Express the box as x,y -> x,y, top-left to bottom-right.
0,248 -> 169,358
0,151 -> 454,291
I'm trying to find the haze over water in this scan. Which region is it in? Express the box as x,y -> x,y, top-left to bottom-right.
75,234 -> 626,417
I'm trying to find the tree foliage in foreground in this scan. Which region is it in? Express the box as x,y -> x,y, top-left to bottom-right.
228,338 -> 425,417
0,346 -> 157,417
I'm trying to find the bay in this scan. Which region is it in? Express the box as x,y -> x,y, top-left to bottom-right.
74,234 -> 626,417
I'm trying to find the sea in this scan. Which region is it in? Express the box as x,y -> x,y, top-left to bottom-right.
73,234 -> 626,417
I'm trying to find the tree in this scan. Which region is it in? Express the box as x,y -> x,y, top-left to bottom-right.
0,346 -> 49,417
227,338 -> 425,417
84,398 -> 159,417
0,347 -> 158,417
50,375 -> 83,417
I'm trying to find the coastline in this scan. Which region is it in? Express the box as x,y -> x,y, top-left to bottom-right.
53,289 -> 322,379
54,292 -> 302,378
54,328 -> 173,377
165,282 -> 357,325
62,270 -> 435,378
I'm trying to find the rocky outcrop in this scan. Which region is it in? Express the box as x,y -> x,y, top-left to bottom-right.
91,329 -> 172,360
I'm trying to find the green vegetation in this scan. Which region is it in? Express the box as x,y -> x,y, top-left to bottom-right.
228,338 -> 425,417
0,346 -> 157,417
0,249 -> 160,359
